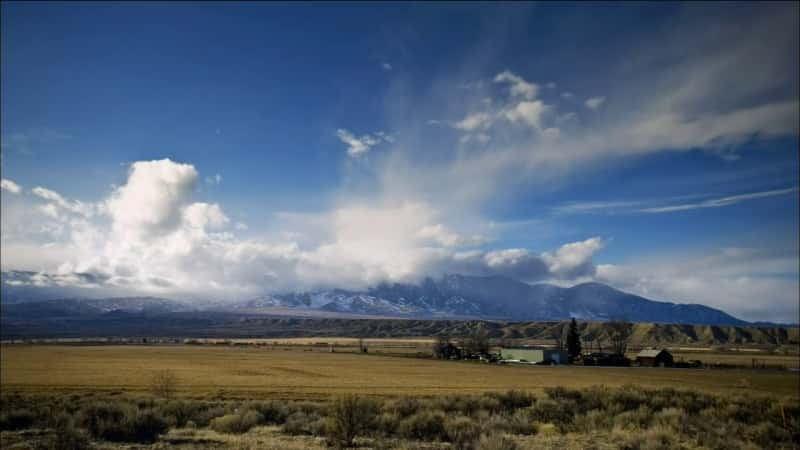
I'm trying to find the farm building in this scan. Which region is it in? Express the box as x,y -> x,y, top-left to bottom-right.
499,347 -> 568,364
636,349 -> 674,367
582,352 -> 631,367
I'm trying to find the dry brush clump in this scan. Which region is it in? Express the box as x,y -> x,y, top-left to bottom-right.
209,409 -> 263,434
1,386 -> 798,449
325,394 -> 380,447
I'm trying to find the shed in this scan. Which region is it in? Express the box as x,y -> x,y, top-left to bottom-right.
636,349 -> 673,367
500,347 -> 568,365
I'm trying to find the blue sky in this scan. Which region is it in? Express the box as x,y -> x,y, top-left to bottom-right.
1,2 -> 798,322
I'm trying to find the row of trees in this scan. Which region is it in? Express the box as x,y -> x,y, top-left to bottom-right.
433,328 -> 491,358
433,319 -> 634,361
557,318 -> 634,359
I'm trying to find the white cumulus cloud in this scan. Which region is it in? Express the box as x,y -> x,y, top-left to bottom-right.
494,70 -> 538,99
336,128 -> 392,157
584,96 -> 606,110
1,178 -> 21,194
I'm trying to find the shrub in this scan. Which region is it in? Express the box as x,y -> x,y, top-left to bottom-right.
376,411 -> 401,435
79,401 -> 131,440
291,400 -> 327,415
609,386 -> 649,413
34,413 -> 92,450
474,433 -> 519,450
445,415 -> 482,450
398,410 -> 447,441
78,402 -> 167,443
615,424 -> 679,450
613,405 -> 653,431
529,398 -> 574,428
159,400 -> 202,428
133,410 -> 169,443
431,394 -> 500,416
651,407 -> 686,430
326,394 -> 380,447
0,408 -> 36,430
383,397 -> 421,418
572,409 -> 612,433
741,421 -> 792,448
544,386 -> 583,403
246,400 -> 288,424
282,411 -> 323,435
488,390 -> 534,412
190,405 -> 226,427
510,409 -> 537,435
209,410 -> 263,434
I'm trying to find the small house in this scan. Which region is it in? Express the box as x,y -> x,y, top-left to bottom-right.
636,349 -> 673,367
499,347 -> 568,365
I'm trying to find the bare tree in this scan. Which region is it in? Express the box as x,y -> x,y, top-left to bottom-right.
567,318 -> 582,360
433,334 -> 450,359
150,369 -> 178,399
326,394 -> 379,447
606,320 -> 634,355
472,328 -> 490,354
357,337 -> 367,353
553,322 -> 568,350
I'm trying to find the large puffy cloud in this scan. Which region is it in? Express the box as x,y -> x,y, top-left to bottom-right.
542,237 -> 604,279
1,159 -> 606,298
106,159 -> 199,238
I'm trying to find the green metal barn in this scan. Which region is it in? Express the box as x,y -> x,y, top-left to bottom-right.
499,347 -> 569,364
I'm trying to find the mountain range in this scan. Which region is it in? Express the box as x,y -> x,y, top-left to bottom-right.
2,271 -> 756,326
229,274 -> 751,325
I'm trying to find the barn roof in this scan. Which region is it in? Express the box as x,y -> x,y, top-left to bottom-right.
637,349 -> 669,358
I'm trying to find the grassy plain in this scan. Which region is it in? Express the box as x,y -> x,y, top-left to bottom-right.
1,344 -> 798,399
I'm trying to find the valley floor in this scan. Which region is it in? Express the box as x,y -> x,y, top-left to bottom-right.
1,344 -> 798,399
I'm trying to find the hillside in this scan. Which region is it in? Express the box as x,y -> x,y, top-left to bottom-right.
2,312 -> 797,347
3,273 -> 751,325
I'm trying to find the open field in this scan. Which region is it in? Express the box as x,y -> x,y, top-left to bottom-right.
667,350 -> 800,368
2,345 -> 798,399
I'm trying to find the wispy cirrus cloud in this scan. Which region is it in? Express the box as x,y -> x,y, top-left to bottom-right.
0,129 -> 72,155
553,187 -> 798,216
205,174 -> 223,185
639,187 -> 799,213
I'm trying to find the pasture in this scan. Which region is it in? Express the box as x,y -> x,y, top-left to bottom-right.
1,344 -> 798,399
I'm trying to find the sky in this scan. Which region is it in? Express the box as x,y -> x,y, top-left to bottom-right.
1,2 -> 798,323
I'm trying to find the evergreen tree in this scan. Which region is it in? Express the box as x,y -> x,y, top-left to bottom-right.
567,318 -> 582,360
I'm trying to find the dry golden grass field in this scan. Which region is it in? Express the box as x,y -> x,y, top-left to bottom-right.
175,338 -> 800,367
667,350 -> 800,368
1,344 -> 798,399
